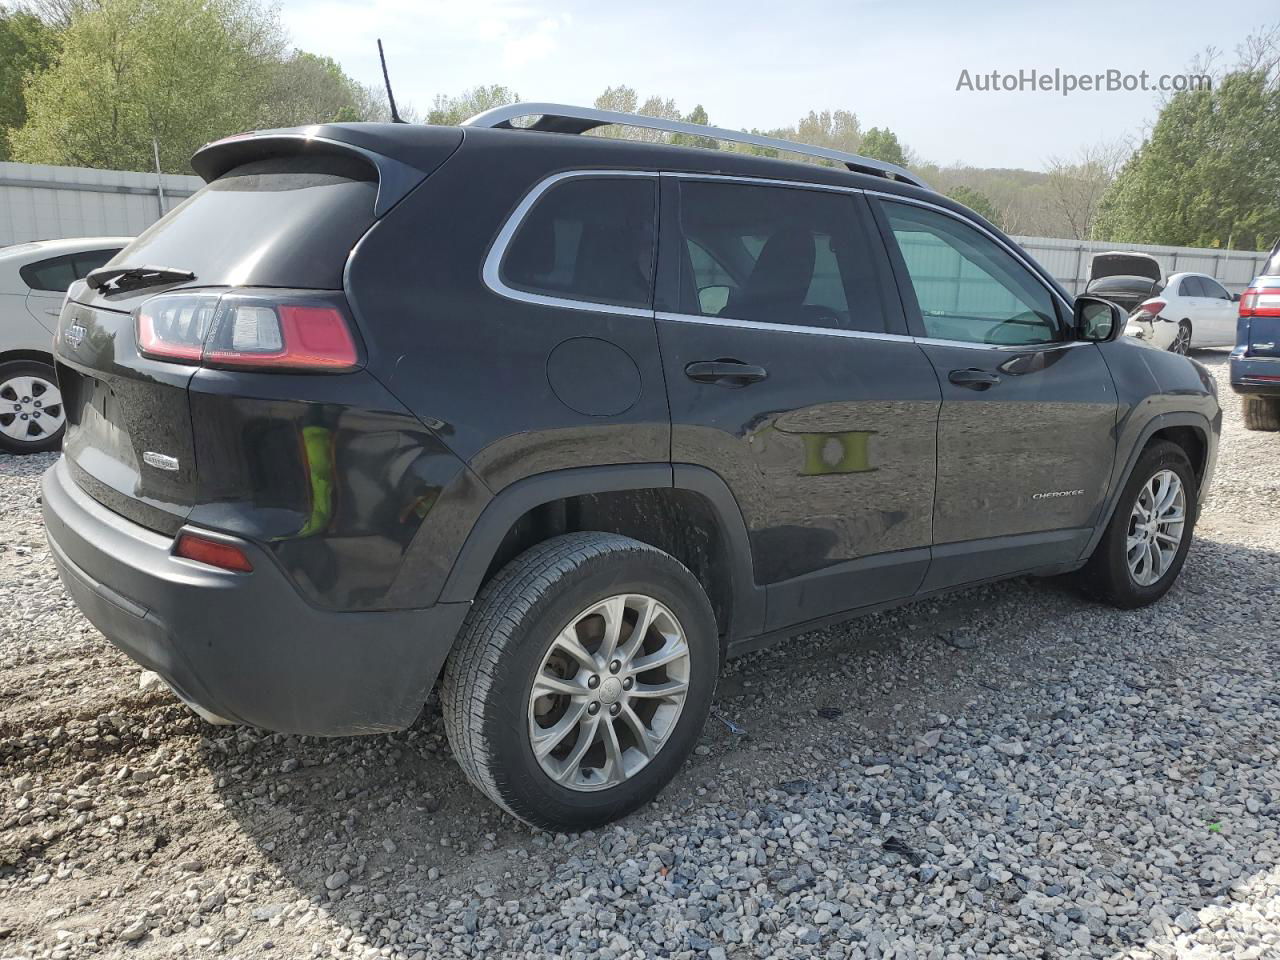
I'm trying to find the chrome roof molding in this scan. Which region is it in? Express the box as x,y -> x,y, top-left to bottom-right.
461,102 -> 930,190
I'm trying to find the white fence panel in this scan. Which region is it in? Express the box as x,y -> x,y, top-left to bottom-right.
1012,235 -> 1271,295
0,162 -> 201,246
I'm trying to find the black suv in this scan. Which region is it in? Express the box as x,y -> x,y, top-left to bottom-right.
43,105 -> 1221,829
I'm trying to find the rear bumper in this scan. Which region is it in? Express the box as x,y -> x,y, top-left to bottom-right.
42,458 -> 469,735
1229,353 -> 1280,397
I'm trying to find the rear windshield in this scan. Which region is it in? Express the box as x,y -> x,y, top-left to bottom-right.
108,155 -> 378,290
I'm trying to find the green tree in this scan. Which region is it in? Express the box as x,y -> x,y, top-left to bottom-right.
859,126 -> 906,166
426,85 -> 518,126
1096,68 -> 1280,249
945,185 -> 1002,228
260,51 -> 375,128
9,0 -> 288,173
0,8 -> 58,160
670,103 -> 718,150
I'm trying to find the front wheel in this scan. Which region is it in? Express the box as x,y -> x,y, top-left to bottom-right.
1079,440 -> 1197,609
441,533 -> 718,830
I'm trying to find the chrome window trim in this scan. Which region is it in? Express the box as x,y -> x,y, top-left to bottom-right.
655,311 -> 909,344
656,310 -> 1092,352
482,169 -> 659,319
661,170 -> 862,195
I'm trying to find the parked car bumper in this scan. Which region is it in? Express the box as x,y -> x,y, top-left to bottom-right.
1229,351 -> 1280,397
41,458 -> 469,736
1124,316 -> 1177,350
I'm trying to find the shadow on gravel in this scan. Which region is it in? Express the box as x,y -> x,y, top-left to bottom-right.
191,530 -> 1280,956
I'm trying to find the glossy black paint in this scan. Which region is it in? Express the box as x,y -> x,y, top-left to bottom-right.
44,120 -> 1223,736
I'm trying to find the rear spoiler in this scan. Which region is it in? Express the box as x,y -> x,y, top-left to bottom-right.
191,125 -> 463,218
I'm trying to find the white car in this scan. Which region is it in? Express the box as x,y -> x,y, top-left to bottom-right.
1124,271 -> 1239,354
0,237 -> 130,453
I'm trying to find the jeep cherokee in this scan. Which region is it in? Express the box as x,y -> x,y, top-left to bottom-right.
42,104 -> 1221,829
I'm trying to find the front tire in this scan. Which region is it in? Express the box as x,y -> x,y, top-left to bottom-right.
441,533 -> 719,830
0,359 -> 66,454
1079,441 -> 1197,609
1242,396 -> 1280,431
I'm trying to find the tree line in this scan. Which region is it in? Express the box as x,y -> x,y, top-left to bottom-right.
1,2 -> 1276,251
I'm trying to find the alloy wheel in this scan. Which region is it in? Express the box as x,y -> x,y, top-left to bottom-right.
1126,469 -> 1186,586
1171,326 -> 1191,355
0,375 -> 64,444
527,594 -> 690,792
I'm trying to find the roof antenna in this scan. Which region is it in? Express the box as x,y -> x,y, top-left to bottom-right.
377,39 -> 405,123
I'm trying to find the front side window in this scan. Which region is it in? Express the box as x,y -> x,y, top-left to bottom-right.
501,176 -> 656,309
1200,276 -> 1230,300
882,201 -> 1060,345
675,180 -> 886,333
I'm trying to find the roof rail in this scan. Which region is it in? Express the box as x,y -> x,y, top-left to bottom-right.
461,102 -> 929,190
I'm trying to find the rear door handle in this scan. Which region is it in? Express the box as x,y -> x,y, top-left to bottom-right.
948,368 -> 1001,389
685,359 -> 769,386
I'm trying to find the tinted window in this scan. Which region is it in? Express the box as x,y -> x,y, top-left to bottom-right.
112,154 -> 378,292
20,254 -> 78,292
1200,276 -> 1230,299
1179,276 -> 1205,297
501,177 -> 656,309
882,202 -> 1059,345
676,180 -> 885,332
74,249 -> 121,278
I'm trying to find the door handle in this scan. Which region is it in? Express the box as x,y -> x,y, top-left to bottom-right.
948,368 -> 1000,389
685,359 -> 769,386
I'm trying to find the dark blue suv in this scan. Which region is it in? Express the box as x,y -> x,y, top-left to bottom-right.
1231,240 -> 1280,430
42,104 -> 1221,829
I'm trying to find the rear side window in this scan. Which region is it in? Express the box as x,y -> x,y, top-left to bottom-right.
20,248 -> 124,292
20,255 -> 77,292
111,154 -> 379,291
1179,276 -> 1205,297
675,180 -> 886,332
500,177 -> 656,309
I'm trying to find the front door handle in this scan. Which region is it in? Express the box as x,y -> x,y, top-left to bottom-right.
948,368 -> 1001,389
685,359 -> 769,386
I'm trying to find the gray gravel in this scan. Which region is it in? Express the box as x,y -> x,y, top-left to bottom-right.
2,351 -> 1279,959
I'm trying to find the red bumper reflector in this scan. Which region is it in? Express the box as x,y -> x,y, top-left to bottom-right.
174,533 -> 253,572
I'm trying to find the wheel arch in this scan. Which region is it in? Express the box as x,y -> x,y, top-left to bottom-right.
438,464 -> 764,643
0,348 -> 56,367
1081,411 -> 1213,559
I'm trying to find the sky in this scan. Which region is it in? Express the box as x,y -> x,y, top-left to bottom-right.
279,0 -> 1271,172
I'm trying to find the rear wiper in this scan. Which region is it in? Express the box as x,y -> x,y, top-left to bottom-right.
85,264 -> 196,294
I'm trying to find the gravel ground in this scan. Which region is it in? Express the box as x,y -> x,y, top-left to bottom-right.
2,351 -> 1278,960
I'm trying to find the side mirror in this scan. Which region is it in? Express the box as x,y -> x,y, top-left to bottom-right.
1232,292 -> 1242,302
1074,295 -> 1125,342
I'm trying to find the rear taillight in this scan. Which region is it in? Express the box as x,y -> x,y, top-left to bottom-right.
135,291 -> 359,372
1240,286 -> 1280,318
174,533 -> 253,572
1133,298 -> 1166,318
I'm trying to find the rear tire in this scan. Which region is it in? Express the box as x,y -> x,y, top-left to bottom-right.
441,533 -> 719,830
1242,396 -> 1280,431
0,359 -> 65,454
1170,321 -> 1192,354
1079,440 -> 1197,609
